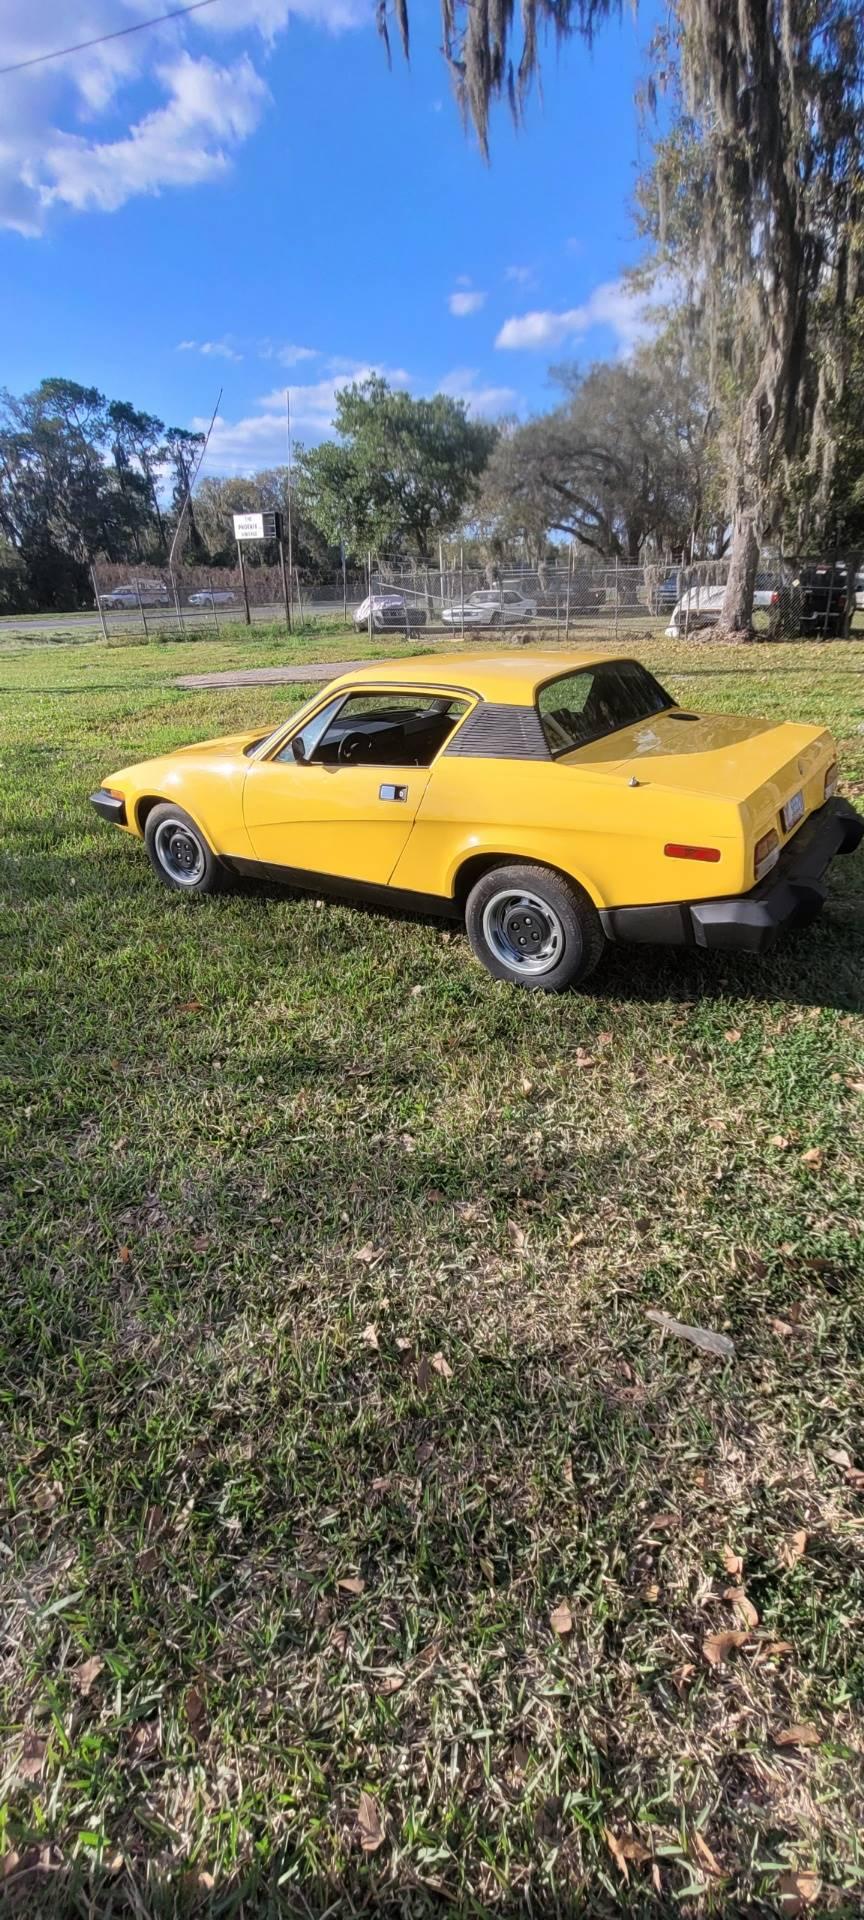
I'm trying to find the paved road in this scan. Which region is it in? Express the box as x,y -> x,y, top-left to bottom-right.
0,602 -> 359,640
176,661 -> 371,689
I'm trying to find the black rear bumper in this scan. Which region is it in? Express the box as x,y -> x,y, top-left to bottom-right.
90,788 -> 127,825
602,798 -> 863,955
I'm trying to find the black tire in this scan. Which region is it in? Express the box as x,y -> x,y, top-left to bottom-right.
465,862 -> 605,992
144,802 -> 222,895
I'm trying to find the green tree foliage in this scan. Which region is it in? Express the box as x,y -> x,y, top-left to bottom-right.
480,316 -> 721,562
296,375 -> 498,561
194,469 -> 335,574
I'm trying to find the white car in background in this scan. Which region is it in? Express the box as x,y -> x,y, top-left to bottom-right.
188,588 -> 237,607
664,571 -> 784,636
100,580 -> 170,609
441,588 -> 537,629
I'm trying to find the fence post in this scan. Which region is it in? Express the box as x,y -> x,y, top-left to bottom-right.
168,565 -> 186,636
207,572 -> 220,637
564,547 -> 572,643
614,556 -> 619,643
91,564 -> 109,642
459,545 -> 464,640
134,577 -> 148,638
278,526 -> 292,636
294,567 -> 303,624
499,572 -> 504,633
368,552 -> 374,644
342,549 -> 348,628
237,541 -> 251,627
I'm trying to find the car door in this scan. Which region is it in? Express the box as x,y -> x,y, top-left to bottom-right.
242,687 -> 472,886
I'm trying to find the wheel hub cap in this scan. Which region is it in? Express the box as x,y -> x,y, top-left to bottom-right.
154,818 -> 205,885
482,888 -> 565,975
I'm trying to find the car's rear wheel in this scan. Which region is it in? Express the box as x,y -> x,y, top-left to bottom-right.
465,862 -> 605,992
144,803 -> 222,895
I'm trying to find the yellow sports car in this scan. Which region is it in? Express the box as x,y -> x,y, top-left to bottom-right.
90,650 -> 862,991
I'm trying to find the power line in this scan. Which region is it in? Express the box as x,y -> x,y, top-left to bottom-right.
0,0 -> 221,79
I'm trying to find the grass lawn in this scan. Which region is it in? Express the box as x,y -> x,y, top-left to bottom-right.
1,626 -> 863,1917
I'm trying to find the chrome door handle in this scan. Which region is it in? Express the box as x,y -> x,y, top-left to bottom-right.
379,783 -> 408,802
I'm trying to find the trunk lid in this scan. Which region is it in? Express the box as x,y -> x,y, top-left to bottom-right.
561,709 -> 835,849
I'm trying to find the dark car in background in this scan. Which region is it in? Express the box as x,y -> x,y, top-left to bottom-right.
770,565 -> 847,638
353,594 -> 427,634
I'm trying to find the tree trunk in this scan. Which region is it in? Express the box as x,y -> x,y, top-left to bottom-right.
719,507 -> 760,638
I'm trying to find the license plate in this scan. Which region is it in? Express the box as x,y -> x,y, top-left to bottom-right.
782,789 -> 805,832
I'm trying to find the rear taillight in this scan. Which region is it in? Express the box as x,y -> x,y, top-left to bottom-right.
824,761 -> 838,799
663,843 -> 721,863
770,591 -> 779,606
754,828 -> 779,880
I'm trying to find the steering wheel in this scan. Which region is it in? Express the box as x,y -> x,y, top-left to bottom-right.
337,729 -> 366,765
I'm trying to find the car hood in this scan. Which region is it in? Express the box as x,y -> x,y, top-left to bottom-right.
108,729 -> 266,785
559,709 -> 831,803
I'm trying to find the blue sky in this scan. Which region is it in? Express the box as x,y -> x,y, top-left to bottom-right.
0,0 -> 662,472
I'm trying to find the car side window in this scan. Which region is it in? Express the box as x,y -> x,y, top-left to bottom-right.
308,692 -> 469,769
274,697 -> 344,765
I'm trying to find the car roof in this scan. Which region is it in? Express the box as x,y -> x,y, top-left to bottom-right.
326,649 -> 626,706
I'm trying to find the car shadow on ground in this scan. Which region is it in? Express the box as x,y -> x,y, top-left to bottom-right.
5,835 -> 864,1017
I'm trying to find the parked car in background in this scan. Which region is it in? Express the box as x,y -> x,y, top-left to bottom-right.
100,580 -> 170,609
188,588 -> 237,608
773,564 -> 847,637
651,571 -> 682,615
442,588 -> 537,628
353,594 -> 428,634
664,571 -> 784,636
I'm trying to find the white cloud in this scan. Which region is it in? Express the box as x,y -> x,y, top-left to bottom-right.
275,343 -> 320,366
178,337 -> 244,362
0,0 -> 369,235
438,368 -> 519,417
448,289 -> 487,317
495,278 -> 661,355
504,264 -> 534,285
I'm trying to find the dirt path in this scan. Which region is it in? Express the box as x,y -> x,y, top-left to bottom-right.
175,660 -> 371,689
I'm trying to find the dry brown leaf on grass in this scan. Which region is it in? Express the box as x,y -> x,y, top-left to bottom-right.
722,1544 -> 744,1576
724,1028 -> 742,1044
330,1626 -> 349,1654
604,1829 -> 650,1879
117,1243 -> 132,1264
128,1721 -> 159,1759
646,1309 -> 734,1359
778,1528 -> 808,1569
776,1869 -> 822,1913
775,1724 -> 821,1748
690,1830 -> 724,1877
671,1662 -> 696,1693
800,1146 -> 823,1167
644,1510 -> 679,1532
184,1686 -> 207,1731
73,1656 -> 104,1697
549,1601 -> 573,1636
724,1585 -> 760,1628
507,1219 -> 527,1249
703,1629 -> 750,1667
359,1323 -> 379,1350
356,1790 -> 385,1853
430,1350 -> 453,1380
353,1243 -> 377,1265
337,1575 -> 365,1596
136,1546 -> 159,1575
375,1672 -> 405,1696
18,1733 -> 46,1780
175,998 -> 203,1014
370,1475 -> 392,1494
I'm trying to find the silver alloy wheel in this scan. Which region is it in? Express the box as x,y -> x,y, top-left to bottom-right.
153,816 -> 206,886
481,887 -> 565,976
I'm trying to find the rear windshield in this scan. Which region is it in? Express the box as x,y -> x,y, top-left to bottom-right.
537,659 -> 673,756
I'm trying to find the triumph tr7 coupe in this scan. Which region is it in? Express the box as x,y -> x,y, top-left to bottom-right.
90,650 -> 862,991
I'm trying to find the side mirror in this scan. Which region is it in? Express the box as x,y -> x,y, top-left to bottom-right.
291,734 -> 306,762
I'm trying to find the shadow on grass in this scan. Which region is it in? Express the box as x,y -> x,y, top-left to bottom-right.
5,839 -> 863,1016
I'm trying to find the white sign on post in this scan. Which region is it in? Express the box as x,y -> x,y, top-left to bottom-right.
233,511 -> 278,542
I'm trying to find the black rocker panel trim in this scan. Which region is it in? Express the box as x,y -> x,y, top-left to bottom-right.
444,702 -> 550,760
221,855 -> 462,920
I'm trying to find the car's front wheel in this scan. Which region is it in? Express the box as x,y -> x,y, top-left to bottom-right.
465,862 -> 605,992
144,803 -> 222,895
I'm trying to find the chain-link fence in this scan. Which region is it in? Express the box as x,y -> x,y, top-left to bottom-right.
88,555 -> 861,641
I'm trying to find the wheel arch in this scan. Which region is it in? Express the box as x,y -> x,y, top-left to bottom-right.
135,791 -> 211,842
452,850 -> 604,911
